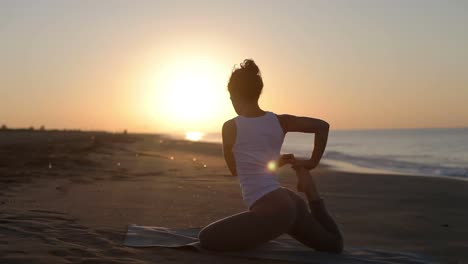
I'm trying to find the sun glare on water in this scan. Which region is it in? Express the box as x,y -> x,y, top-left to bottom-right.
185,131 -> 204,141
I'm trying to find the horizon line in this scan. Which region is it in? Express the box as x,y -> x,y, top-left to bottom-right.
1,125 -> 467,135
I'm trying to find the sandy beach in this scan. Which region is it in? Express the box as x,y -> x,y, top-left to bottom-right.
1,130 -> 467,263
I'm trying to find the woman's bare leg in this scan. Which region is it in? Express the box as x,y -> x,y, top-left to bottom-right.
287,167 -> 343,253
198,188 -> 296,251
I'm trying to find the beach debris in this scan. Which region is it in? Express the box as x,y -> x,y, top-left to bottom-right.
48,162 -> 52,169
203,164 -> 207,168
170,156 -> 174,160
117,162 -> 121,166
159,139 -> 164,143
192,157 -> 197,161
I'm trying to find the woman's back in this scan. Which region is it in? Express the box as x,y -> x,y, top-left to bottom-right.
233,111 -> 285,207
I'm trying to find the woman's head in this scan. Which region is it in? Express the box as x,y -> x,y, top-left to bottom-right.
228,59 -> 263,113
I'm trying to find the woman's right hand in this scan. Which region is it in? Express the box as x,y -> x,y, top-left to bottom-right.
278,154 -> 296,168
278,154 -> 317,170
292,159 -> 317,170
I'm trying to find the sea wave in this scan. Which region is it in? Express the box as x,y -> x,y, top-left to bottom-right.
323,151 -> 468,179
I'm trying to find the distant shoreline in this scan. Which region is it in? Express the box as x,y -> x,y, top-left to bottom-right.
2,129 -> 467,182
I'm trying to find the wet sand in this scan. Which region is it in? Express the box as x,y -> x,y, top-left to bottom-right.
1,130 -> 467,263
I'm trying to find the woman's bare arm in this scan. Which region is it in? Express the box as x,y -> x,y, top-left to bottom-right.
222,119 -> 237,176
277,114 -> 330,169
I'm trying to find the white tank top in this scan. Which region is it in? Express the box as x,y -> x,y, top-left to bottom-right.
233,111 -> 285,208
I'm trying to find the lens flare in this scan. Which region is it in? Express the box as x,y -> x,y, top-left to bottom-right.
267,160 -> 277,171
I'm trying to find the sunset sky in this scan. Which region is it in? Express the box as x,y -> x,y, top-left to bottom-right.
1,1 -> 467,135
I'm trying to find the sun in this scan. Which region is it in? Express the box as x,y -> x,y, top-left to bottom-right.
146,57 -> 230,132
185,131 -> 204,141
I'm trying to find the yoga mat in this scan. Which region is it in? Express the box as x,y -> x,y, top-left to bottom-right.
124,224 -> 436,264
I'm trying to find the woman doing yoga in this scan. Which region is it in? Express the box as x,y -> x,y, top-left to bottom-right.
198,59 -> 343,253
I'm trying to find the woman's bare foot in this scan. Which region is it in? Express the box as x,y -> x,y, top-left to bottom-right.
294,166 -> 320,201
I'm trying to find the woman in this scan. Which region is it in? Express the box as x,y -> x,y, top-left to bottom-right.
198,59 -> 343,253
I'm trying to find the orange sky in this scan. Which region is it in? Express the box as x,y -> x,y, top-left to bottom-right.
1,1 -> 467,134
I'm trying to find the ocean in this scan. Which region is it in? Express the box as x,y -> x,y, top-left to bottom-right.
201,128 -> 468,179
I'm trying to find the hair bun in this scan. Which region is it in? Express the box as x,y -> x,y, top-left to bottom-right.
228,58 -> 264,101
241,59 -> 260,76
